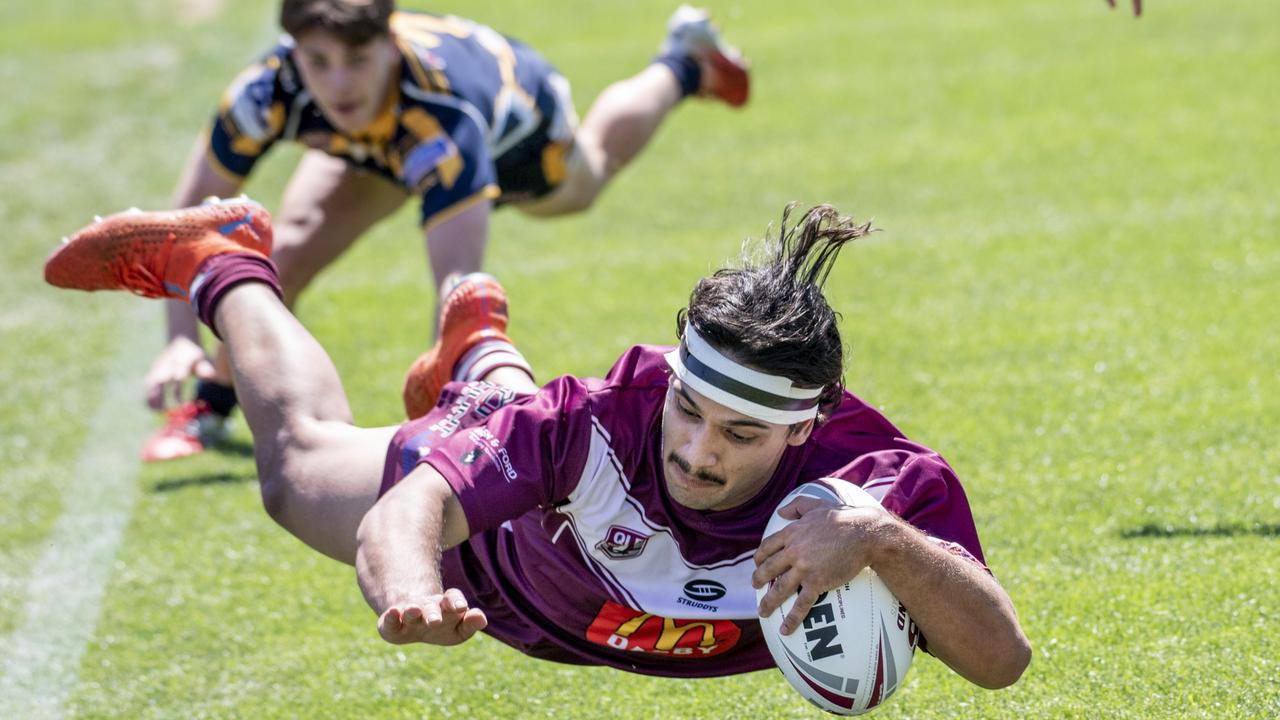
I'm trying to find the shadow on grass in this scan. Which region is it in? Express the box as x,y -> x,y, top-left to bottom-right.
1120,522 -> 1280,539
152,472 -> 256,493
211,437 -> 255,458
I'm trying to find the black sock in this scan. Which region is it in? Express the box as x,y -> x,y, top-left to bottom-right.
652,53 -> 702,98
196,380 -> 238,418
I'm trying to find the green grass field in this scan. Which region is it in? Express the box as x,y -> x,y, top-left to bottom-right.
3,0 -> 1278,717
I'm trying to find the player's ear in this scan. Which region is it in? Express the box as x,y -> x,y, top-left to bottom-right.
785,419 -> 814,446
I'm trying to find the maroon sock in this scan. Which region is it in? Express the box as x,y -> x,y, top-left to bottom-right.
191,253 -> 283,339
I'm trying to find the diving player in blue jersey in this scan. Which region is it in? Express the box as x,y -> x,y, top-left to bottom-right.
141,1 -> 751,462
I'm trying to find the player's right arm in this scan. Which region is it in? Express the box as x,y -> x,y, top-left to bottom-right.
172,132 -> 245,207
357,376 -> 594,646
147,50 -> 290,408
355,464 -> 488,646
145,138 -> 246,409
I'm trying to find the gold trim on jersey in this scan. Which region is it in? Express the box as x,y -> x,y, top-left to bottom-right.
227,101 -> 284,157
422,185 -> 501,231
541,139 -> 571,187
390,12 -> 535,115
396,37 -> 451,94
391,12 -> 467,93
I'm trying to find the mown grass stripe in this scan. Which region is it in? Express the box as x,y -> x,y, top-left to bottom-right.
0,302 -> 154,719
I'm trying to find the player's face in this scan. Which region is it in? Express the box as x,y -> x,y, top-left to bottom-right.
292,29 -> 398,135
660,378 -> 813,512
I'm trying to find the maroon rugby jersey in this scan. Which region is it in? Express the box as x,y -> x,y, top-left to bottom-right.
380,345 -> 986,676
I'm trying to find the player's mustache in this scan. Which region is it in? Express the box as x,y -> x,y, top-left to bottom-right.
667,452 -> 726,486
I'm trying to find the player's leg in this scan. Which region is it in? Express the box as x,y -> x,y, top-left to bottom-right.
514,66 -> 678,218
46,200 -> 395,564
402,273 -> 536,419
153,151 -> 410,462
213,282 -> 397,563
516,5 -> 749,217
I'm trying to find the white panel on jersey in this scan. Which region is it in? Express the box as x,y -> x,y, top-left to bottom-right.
860,475 -> 898,503
557,418 -> 759,620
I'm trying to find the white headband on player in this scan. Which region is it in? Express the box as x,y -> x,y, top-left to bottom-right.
664,323 -> 822,425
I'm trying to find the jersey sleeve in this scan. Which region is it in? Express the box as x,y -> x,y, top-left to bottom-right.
416,377 -> 594,534
400,103 -> 501,230
828,448 -> 988,568
207,48 -> 293,180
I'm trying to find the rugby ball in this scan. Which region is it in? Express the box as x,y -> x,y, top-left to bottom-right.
757,479 -> 918,715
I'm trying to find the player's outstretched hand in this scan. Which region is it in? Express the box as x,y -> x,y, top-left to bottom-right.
377,589 -> 488,646
751,496 -> 891,636
144,336 -> 216,409
1104,0 -> 1142,17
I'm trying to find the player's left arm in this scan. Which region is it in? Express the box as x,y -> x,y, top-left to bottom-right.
753,498 -> 1032,689
422,195 -> 493,290
409,99 -> 501,291
355,464 -> 488,646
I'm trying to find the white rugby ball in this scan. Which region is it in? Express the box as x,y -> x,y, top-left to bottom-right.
757,479 -> 918,715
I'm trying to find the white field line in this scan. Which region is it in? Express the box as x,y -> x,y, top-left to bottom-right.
0,301 -> 155,720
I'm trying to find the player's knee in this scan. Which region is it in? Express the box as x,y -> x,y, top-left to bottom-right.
256,454 -> 290,525
557,189 -> 597,215
544,140 -> 607,214
534,178 -> 600,216
276,203 -> 323,235
259,479 -> 289,526
254,443 -> 297,526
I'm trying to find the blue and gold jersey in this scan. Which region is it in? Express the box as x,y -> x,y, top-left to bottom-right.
208,12 -> 575,228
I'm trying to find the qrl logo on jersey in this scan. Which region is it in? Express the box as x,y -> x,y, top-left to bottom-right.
595,525 -> 649,560
585,601 -> 741,657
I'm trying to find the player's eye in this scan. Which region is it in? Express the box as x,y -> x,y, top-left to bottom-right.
677,401 -> 699,419
726,429 -> 756,444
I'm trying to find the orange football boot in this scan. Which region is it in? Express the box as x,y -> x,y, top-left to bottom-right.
403,273 -> 512,420
44,197 -> 273,300
139,400 -> 229,462
661,5 -> 751,108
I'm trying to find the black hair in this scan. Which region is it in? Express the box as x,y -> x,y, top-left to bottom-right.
677,203 -> 875,424
281,0 -> 394,46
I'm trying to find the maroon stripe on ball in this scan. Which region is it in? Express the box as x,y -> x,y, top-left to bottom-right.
867,645 -> 886,708
786,657 -> 855,710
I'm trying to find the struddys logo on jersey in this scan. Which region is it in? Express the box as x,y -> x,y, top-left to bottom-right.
585,601 -> 741,658
428,382 -> 516,439
677,579 -> 727,613
594,525 -> 649,560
